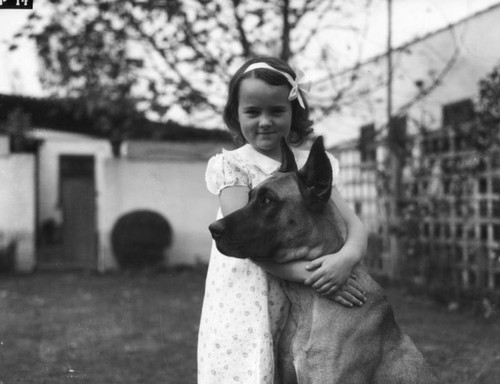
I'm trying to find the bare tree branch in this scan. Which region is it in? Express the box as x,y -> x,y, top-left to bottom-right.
231,0 -> 253,58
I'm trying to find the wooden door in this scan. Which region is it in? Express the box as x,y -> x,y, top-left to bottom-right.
60,155 -> 97,270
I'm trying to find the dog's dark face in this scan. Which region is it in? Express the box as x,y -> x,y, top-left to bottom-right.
209,136 -> 344,263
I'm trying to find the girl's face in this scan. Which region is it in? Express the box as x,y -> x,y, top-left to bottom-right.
237,77 -> 292,160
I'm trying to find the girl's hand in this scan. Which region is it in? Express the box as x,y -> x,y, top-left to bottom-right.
326,276 -> 366,307
303,251 -> 354,292
303,249 -> 366,306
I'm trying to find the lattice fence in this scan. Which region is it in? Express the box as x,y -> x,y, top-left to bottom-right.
398,122 -> 500,296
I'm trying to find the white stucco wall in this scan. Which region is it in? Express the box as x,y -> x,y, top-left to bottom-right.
100,159 -> 218,270
0,153 -> 36,272
0,136 -> 8,156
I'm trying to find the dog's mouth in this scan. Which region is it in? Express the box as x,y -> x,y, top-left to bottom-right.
214,240 -> 250,259
213,236 -> 272,260
214,236 -> 251,253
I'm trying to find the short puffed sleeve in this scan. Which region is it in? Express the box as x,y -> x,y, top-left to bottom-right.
326,152 -> 340,186
205,151 -> 251,195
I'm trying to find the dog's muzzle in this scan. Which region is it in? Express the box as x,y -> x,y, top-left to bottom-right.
208,221 -> 225,240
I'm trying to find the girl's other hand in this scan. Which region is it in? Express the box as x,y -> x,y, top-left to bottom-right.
303,250 -> 366,306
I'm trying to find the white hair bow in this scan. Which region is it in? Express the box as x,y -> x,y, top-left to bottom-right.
244,63 -> 311,108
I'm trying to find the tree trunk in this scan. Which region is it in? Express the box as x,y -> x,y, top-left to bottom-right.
281,0 -> 291,62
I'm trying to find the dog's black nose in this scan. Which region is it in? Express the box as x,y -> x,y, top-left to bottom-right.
208,221 -> 225,239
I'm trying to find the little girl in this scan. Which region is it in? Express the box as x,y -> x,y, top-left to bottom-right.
198,56 -> 367,384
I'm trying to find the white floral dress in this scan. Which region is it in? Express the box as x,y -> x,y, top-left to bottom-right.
197,144 -> 339,384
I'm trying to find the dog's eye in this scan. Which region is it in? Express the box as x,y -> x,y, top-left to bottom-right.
262,196 -> 273,205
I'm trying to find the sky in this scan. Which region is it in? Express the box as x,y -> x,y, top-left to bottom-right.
0,0 -> 499,109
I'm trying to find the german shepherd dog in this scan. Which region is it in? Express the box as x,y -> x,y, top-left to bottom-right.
209,137 -> 437,384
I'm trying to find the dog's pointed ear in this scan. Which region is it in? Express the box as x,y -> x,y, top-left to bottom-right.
279,137 -> 298,173
298,136 -> 332,204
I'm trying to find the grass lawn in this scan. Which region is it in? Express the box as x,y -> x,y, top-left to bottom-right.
0,267 -> 499,383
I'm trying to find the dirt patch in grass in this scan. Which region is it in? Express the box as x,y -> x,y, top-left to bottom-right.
0,267 -> 499,383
